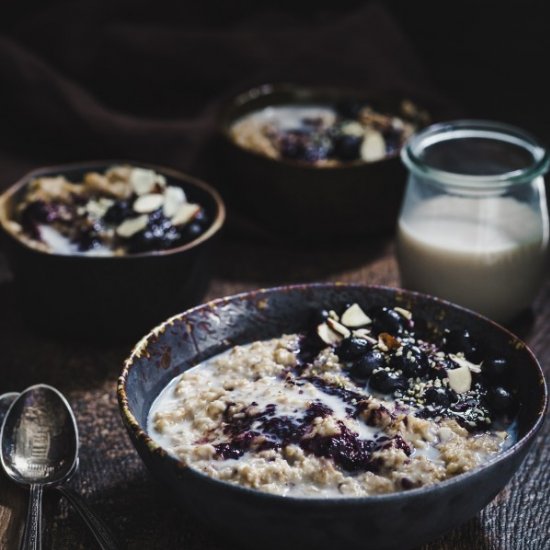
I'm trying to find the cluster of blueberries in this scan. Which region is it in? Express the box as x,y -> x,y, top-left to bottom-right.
303,305 -> 517,430
21,196 -> 209,254
276,101 -> 402,164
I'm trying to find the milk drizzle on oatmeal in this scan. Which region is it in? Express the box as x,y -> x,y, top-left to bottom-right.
148,304 -> 517,498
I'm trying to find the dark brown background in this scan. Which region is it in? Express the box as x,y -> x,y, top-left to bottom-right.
0,1 -> 548,548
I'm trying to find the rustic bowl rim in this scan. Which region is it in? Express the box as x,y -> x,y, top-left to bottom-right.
118,282 -> 548,505
218,82 -> 428,172
0,159 -> 226,260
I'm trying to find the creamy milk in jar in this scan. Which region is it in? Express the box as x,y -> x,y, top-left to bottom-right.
397,121 -> 549,322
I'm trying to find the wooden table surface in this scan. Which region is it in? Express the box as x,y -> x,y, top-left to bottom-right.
0,237 -> 548,549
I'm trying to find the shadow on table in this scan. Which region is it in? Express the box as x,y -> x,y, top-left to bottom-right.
0,279 -> 129,394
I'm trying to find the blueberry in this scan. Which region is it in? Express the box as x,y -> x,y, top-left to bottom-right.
424,387 -> 451,407
483,357 -> 510,382
332,134 -> 362,161
336,337 -> 372,361
444,329 -> 481,361
185,222 -> 203,240
349,350 -> 385,380
103,200 -> 133,224
74,229 -> 102,252
303,134 -> 332,162
371,307 -> 405,335
390,345 -> 429,378
309,309 -> 331,326
194,209 -> 209,225
487,387 -> 515,413
370,370 -> 407,394
383,128 -> 403,155
279,130 -> 308,160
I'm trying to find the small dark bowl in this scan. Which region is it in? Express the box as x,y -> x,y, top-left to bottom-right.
118,283 -> 547,550
218,84 -> 429,241
0,161 -> 225,341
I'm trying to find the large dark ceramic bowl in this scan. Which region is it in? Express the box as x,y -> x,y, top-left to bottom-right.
218,84 -> 430,241
0,161 -> 225,341
118,284 -> 547,550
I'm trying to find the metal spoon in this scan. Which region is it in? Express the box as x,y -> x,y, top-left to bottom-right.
0,387 -> 119,550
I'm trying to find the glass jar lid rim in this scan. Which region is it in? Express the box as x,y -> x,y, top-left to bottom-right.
402,119 -> 550,188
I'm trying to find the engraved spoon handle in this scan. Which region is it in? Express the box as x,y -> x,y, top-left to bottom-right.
21,483 -> 42,550
56,485 -> 120,550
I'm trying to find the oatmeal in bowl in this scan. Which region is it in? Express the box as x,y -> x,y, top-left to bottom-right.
4,165 -> 211,256
118,284 -> 545,550
0,161 -> 225,339
148,302 -> 516,498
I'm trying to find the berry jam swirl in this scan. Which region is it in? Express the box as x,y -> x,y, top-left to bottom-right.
149,303 -> 517,498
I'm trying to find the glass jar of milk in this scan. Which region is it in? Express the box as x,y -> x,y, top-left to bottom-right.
397,120 -> 550,322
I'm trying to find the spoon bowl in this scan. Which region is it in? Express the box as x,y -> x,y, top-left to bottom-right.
1,385 -> 78,549
0,385 -> 78,487
0,388 -> 120,550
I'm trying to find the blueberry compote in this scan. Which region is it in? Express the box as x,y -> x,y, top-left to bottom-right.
12,165 -> 210,255
149,302 -> 517,497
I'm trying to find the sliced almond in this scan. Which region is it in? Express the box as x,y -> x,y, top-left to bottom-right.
317,322 -> 343,345
326,318 -> 351,339
353,329 -> 377,344
86,199 -> 113,219
341,303 -> 372,328
341,121 -> 364,137
446,364 -> 472,393
172,203 -> 200,226
129,168 -> 158,195
163,186 -> 187,217
116,215 -> 148,238
134,194 -> 164,214
394,307 -> 412,321
328,310 -> 340,321
84,172 -> 131,199
360,129 -> 386,162
449,354 -> 482,374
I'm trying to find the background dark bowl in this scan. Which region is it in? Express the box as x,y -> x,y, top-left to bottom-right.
218,84 -> 430,242
0,161 -> 225,342
118,283 -> 547,550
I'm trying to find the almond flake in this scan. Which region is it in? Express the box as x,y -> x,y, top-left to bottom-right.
360,129 -> 386,162
134,194 -> 164,214
129,168 -> 158,195
116,215 -> 148,238
446,365 -> 472,393
341,122 -> 364,137
326,318 -> 351,339
328,310 -> 340,321
341,303 -> 372,328
352,329 -> 377,344
172,203 -> 200,226
394,307 -> 412,321
449,354 -> 482,374
317,322 -> 343,345
163,186 -> 187,217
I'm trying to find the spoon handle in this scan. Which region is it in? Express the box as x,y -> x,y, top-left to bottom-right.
21,484 -> 42,550
56,485 -> 120,550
